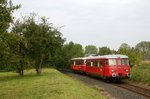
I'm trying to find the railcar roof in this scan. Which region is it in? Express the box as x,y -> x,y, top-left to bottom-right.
71,54 -> 128,60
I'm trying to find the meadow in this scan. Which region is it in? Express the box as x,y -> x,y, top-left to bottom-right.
0,68 -> 106,99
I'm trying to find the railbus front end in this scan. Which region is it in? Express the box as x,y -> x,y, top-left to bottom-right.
105,57 -> 131,80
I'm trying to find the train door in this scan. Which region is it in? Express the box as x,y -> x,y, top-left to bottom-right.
81,60 -> 86,71
103,59 -> 108,76
99,60 -> 103,75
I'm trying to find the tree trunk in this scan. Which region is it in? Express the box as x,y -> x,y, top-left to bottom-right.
19,60 -> 24,76
36,55 -> 44,75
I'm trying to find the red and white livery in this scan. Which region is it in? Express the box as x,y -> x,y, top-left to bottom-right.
71,54 -> 131,80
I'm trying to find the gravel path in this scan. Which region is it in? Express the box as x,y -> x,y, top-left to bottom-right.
62,71 -> 147,99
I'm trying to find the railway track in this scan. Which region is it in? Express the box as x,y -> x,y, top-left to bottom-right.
111,83 -> 150,98
60,70 -> 150,98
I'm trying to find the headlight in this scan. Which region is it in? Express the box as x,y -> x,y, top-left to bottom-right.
126,69 -> 128,72
112,70 -> 114,72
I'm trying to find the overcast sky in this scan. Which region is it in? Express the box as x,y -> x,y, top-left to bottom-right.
12,0 -> 150,50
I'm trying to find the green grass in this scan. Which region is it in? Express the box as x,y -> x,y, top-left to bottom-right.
130,63 -> 150,85
0,68 -> 106,99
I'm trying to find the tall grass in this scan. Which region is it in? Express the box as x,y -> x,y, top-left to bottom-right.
130,63 -> 150,85
0,68 -> 106,99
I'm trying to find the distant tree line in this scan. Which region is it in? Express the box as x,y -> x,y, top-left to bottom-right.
0,0 -> 150,76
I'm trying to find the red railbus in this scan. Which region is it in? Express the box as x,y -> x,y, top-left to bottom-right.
71,54 -> 131,80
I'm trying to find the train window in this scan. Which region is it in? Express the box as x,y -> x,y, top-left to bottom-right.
122,59 -> 129,65
100,60 -> 103,67
93,60 -> 98,67
97,61 -> 100,67
75,61 -> 81,65
109,59 -> 116,66
91,61 -> 93,67
87,61 -> 91,66
105,60 -> 108,66
82,61 -> 84,64
72,61 -> 74,65
117,59 -> 121,66
84,60 -> 86,64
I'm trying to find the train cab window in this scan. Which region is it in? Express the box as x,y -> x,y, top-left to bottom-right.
117,59 -> 121,66
122,59 -> 129,65
109,59 -> 116,66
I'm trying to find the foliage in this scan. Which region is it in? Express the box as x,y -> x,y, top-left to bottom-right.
130,63 -> 150,86
0,0 -> 22,74
98,46 -> 111,55
0,0 -> 20,33
0,68 -> 106,99
135,41 -> 150,60
12,15 -> 65,74
85,45 -> 98,56
118,43 -> 142,67
55,41 -> 84,69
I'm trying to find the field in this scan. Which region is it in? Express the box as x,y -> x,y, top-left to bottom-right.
0,68 -> 106,99
130,62 -> 150,85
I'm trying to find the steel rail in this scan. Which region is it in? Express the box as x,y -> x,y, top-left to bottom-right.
111,83 -> 150,98
125,83 -> 150,92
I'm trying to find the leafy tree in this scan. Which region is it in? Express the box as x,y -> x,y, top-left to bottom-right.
55,41 -> 84,69
111,49 -> 117,54
98,46 -> 111,55
0,0 -> 20,72
118,43 -> 142,67
5,33 -> 28,76
12,15 -> 65,74
135,41 -> 150,60
85,45 -> 97,56
0,0 -> 20,33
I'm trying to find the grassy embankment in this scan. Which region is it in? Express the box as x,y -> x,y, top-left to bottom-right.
130,62 -> 150,85
0,68 -> 106,99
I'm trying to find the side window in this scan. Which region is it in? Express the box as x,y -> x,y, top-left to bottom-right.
93,60 -> 97,67
72,61 -> 74,65
105,60 -> 108,66
91,61 -> 93,67
87,61 -> 91,67
117,59 -> 121,66
75,61 -> 81,65
97,60 -> 100,67
82,61 -> 84,64
100,60 -> 103,67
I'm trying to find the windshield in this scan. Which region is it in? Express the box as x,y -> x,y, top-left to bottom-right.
109,59 -> 116,66
122,59 -> 129,65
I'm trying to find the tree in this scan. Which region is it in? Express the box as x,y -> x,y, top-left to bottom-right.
135,41 -> 150,60
55,41 -> 84,69
5,33 -> 28,76
0,0 -> 21,72
118,43 -> 142,67
0,0 -> 20,33
85,45 -> 97,56
98,46 -> 111,55
12,15 -> 65,74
